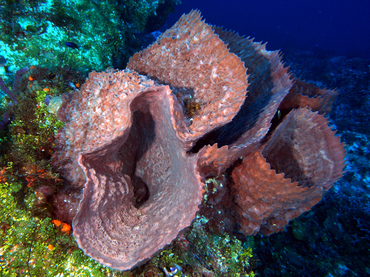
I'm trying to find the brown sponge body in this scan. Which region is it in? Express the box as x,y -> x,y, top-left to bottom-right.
52,10 -> 346,271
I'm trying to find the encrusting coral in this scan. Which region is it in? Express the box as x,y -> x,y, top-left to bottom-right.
52,10 -> 346,270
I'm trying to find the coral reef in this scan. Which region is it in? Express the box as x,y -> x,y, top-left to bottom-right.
51,10 -> 346,271
0,0 -> 180,77
0,65 -> 133,275
185,215 -> 256,276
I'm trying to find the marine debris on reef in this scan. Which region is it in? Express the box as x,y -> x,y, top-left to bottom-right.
51,10 -> 346,271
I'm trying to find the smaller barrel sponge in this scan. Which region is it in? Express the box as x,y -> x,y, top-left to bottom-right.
231,108 -> 346,236
52,10 -> 346,271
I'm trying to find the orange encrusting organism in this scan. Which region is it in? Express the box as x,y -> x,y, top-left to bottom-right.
52,219 -> 62,227
52,219 -> 72,234
61,223 -> 72,234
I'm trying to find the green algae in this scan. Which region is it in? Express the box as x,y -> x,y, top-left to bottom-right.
0,87 -> 127,276
0,0 -> 181,75
0,175 -> 116,276
186,215 -> 256,277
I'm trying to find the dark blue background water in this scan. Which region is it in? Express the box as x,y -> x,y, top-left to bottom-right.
163,0 -> 370,59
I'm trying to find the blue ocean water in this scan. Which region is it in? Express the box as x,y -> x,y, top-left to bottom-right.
164,0 -> 370,59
